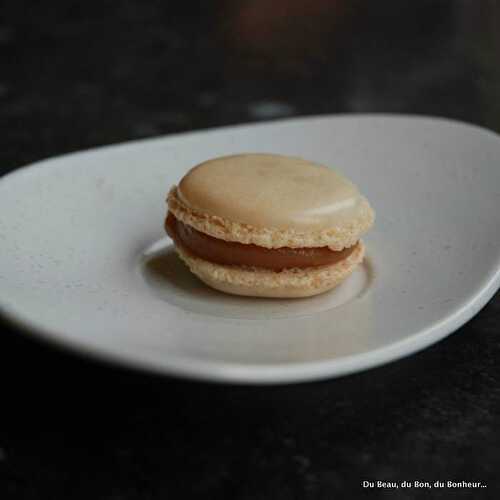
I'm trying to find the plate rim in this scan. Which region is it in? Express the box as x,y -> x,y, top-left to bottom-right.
2,112 -> 500,181
1,267 -> 498,384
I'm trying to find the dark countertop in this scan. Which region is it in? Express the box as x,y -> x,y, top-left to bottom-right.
1,1 -> 499,498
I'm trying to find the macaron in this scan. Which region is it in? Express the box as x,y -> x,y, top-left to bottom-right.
165,154 -> 374,298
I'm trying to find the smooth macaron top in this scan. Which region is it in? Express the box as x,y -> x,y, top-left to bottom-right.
168,154 -> 374,249
177,154 -> 369,230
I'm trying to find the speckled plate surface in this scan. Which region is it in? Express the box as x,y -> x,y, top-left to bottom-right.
0,115 -> 499,384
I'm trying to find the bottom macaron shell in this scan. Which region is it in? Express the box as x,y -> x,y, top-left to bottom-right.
174,241 -> 365,299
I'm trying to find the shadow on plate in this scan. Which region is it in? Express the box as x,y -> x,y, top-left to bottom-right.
140,239 -> 372,320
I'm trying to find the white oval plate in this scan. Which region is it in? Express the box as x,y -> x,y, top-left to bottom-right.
1,115 -> 499,384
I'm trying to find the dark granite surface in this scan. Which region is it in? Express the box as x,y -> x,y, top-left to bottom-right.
1,1 -> 499,498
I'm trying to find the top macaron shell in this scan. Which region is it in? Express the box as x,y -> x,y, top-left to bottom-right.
168,154 -> 374,250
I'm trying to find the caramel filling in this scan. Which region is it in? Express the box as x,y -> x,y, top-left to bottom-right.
165,213 -> 357,271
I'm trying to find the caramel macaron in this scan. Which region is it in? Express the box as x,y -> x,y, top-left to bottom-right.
166,154 -> 374,298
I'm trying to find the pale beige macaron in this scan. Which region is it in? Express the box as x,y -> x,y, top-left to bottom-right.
166,154 -> 375,298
